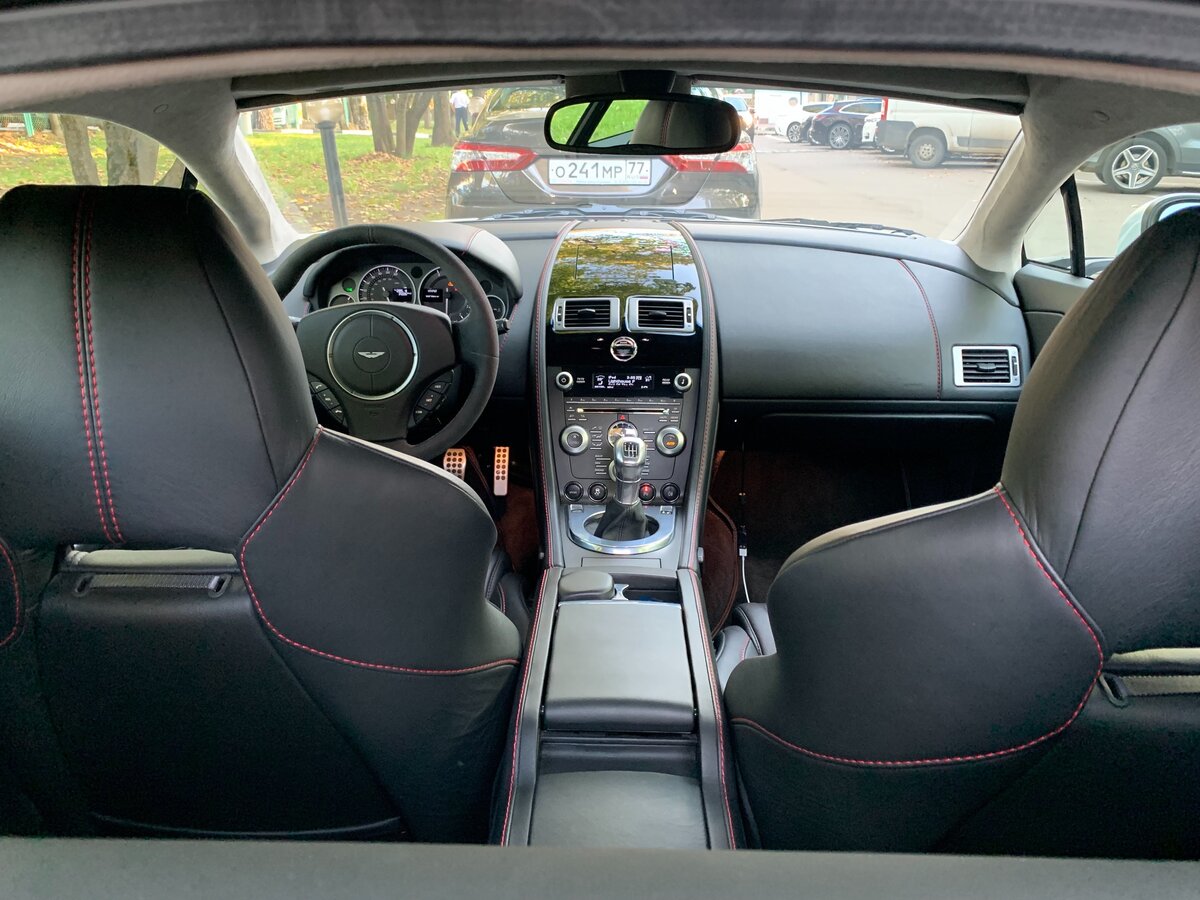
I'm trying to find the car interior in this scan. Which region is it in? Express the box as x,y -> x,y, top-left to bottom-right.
2,0 -> 1200,896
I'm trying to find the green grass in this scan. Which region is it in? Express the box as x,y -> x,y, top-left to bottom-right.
549,99 -> 646,145
0,128 -> 454,230
245,132 -> 453,230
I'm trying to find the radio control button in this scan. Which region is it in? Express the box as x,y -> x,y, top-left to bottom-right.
673,372 -> 693,393
555,370 -> 574,390
560,425 -> 589,455
655,427 -> 686,456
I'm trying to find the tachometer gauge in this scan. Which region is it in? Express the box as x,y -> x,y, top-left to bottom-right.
360,265 -> 416,304
419,267 -> 470,323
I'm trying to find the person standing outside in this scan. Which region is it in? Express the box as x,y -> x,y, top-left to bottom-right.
468,90 -> 485,125
451,89 -> 470,135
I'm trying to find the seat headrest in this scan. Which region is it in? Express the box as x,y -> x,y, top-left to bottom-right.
631,99 -> 737,149
1003,207 -> 1200,652
0,185 -> 316,551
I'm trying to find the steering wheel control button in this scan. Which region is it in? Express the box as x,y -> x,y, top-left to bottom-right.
563,481 -> 585,502
327,309 -> 418,401
410,406 -> 429,425
655,427 -> 686,456
638,483 -> 656,503
329,406 -> 346,425
418,391 -> 442,411
308,377 -> 329,393
673,372 -> 693,393
610,336 -> 638,362
429,377 -> 451,394
316,389 -> 339,410
555,370 -> 575,390
560,425 -> 590,455
660,482 -> 681,503
587,482 -> 609,503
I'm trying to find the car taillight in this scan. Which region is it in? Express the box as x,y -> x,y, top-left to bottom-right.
881,98 -> 889,120
664,142 -> 756,174
451,141 -> 538,172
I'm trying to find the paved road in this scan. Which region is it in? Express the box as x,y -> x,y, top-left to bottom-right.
752,133 -> 1198,256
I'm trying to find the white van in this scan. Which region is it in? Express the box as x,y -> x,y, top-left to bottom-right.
875,98 -> 1020,167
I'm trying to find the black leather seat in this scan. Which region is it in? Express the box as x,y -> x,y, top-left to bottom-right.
0,185 -> 521,842
719,208 -> 1200,859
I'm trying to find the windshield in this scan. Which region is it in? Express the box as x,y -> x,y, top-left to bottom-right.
239,83 -> 1021,238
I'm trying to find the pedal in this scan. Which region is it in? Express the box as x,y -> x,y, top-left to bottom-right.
493,446 -> 510,497
442,448 -> 467,481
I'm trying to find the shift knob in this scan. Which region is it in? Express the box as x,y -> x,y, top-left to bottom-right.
610,435 -> 647,506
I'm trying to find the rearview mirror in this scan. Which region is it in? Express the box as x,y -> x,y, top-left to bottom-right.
544,93 -> 741,155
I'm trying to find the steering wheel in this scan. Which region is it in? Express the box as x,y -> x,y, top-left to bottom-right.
272,225 -> 499,461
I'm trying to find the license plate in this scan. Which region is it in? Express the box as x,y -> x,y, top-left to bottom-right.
546,158 -> 652,186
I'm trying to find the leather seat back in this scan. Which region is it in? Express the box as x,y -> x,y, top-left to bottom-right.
0,185 -> 520,841
724,208 -> 1200,857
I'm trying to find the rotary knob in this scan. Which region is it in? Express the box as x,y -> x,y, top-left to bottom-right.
560,425 -> 589,455
655,427 -> 686,457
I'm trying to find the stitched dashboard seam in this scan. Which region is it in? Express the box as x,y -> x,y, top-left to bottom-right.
730,487 -> 1103,768
898,259 -> 942,399
240,430 -> 518,675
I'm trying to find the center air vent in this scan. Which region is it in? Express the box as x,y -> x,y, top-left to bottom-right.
953,345 -> 1021,387
552,297 -> 620,333
626,296 -> 696,334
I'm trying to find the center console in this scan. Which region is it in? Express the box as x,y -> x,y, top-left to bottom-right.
501,221 -> 735,851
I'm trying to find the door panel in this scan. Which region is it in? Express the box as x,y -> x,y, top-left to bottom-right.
1013,263 -> 1091,357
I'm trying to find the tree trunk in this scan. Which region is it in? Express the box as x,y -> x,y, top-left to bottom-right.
102,122 -> 144,185
348,96 -> 369,131
254,109 -> 274,131
396,92 -> 433,159
60,115 -> 100,185
367,94 -> 394,154
393,98 -> 409,158
431,92 -> 454,147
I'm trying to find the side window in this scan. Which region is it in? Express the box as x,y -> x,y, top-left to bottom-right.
1024,189 -> 1074,271
0,114 -> 182,203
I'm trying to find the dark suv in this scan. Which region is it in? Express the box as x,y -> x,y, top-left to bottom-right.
445,87 -> 760,218
809,97 -> 883,149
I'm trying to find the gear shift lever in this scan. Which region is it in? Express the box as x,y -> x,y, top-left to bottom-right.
610,435 -> 647,506
592,435 -> 650,541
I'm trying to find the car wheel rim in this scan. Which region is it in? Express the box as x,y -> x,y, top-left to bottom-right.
1111,145 -> 1160,190
787,123 -> 801,141
916,141 -> 936,161
830,126 -> 850,148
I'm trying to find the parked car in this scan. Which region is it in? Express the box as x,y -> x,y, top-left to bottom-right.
771,100 -> 833,142
808,97 -> 883,149
1082,123 -> 1200,193
861,110 -> 881,147
446,86 -> 760,218
876,97 -> 1021,167
724,95 -> 755,138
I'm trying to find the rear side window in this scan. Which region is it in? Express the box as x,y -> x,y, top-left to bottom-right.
0,114 -> 182,202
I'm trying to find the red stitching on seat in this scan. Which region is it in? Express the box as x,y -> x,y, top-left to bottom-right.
83,201 -> 123,542
71,196 -> 113,544
240,430 -> 518,676
898,259 -> 942,399
500,568 -> 550,844
0,540 -> 22,649
729,488 -> 1103,768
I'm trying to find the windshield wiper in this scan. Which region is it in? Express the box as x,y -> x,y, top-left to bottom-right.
771,217 -> 922,237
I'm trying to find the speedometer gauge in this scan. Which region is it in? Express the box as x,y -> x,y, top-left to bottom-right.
360,265 -> 416,304
419,267 -> 470,323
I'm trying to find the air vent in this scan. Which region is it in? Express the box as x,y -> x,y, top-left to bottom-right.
953,345 -> 1021,387
552,297 -> 620,332
626,296 -> 696,334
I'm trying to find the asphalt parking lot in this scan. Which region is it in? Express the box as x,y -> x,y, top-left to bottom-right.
752,133 -> 1198,256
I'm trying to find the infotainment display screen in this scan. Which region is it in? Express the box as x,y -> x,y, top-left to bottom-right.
590,371 -> 656,392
